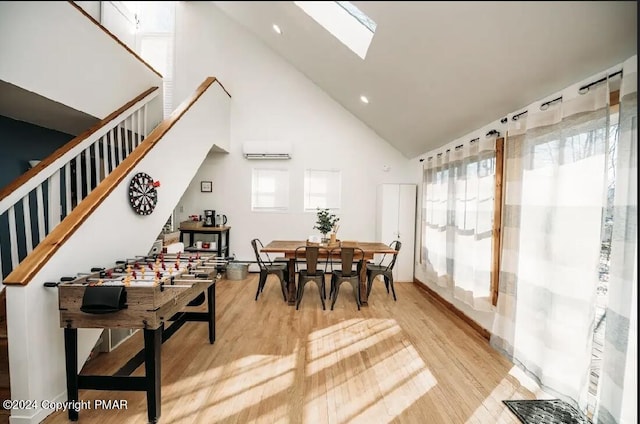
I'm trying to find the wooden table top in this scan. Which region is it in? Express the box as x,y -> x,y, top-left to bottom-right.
261,240 -> 397,255
179,222 -> 230,232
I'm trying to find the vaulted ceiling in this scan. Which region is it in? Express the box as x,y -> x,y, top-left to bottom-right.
214,1 -> 637,158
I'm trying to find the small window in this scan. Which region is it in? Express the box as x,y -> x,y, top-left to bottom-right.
251,168 -> 290,212
304,169 -> 341,211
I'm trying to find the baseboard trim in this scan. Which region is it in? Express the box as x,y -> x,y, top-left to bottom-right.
413,279 -> 490,341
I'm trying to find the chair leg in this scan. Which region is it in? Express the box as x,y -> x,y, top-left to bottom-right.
296,278 -> 305,310
353,279 -> 361,311
255,270 -> 267,301
330,280 -> 341,310
387,276 -> 397,301
279,272 -> 288,302
366,274 -> 374,297
329,274 -> 336,299
315,278 -> 326,310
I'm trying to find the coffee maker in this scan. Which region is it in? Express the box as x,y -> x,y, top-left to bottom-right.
203,210 -> 215,227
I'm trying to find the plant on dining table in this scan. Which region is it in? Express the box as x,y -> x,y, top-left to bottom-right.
313,208 -> 339,240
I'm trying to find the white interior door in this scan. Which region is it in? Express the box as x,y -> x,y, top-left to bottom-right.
395,184 -> 416,281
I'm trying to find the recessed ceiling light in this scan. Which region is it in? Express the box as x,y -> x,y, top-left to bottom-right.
272,24 -> 282,35
360,95 -> 369,104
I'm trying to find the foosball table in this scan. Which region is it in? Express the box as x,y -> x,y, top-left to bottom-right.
51,252 -> 220,423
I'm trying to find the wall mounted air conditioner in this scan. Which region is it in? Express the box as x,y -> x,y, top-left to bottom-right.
242,141 -> 292,160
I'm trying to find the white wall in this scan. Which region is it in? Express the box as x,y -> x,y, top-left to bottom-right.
100,1 -> 137,51
5,80 -> 230,424
0,1 -> 162,120
173,2 -> 414,264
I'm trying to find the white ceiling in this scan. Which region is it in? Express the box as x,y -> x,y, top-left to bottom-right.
213,1 -> 637,158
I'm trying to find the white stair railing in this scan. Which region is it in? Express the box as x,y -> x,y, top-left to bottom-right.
0,89 -> 159,282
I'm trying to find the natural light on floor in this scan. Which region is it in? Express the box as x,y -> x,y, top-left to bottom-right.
163,352 -> 297,422
305,319 -> 437,422
158,318 -> 436,423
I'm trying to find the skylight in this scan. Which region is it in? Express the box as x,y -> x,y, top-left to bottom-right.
294,1 -> 376,59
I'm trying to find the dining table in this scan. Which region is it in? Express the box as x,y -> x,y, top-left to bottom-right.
261,240 -> 398,306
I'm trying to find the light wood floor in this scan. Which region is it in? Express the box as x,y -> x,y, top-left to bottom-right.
42,274 -> 543,424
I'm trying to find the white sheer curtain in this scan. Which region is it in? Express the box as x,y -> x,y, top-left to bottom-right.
491,76 -> 611,410
422,151 -> 450,287
422,137 -> 496,310
595,56 -> 637,424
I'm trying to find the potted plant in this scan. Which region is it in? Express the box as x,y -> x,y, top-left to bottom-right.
313,208 -> 339,242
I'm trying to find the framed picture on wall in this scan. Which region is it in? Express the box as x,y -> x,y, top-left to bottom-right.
200,181 -> 212,192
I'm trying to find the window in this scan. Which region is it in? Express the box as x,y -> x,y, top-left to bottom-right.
251,169 -> 290,211
294,1 -> 376,59
139,34 -> 174,118
123,1 -> 175,118
304,169 -> 341,210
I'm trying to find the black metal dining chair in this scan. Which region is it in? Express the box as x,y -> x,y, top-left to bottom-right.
366,240 -> 401,301
295,245 -> 329,310
329,246 -> 365,310
251,238 -> 288,301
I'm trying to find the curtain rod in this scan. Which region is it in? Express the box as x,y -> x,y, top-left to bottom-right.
540,96 -> 562,111
512,69 -> 623,121
579,69 -> 622,94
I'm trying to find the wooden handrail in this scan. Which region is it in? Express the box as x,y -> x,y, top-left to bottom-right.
67,1 -> 162,79
0,87 -> 159,205
3,78 -> 224,286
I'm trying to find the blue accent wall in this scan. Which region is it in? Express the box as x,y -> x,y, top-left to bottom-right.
0,116 -> 74,278
0,115 -> 74,189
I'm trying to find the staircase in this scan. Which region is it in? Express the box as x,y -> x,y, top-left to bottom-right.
0,3 -> 231,423
1,76 -> 230,424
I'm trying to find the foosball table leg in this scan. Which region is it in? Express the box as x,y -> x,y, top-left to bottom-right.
64,328 -> 79,421
144,326 -> 163,423
207,284 -> 216,344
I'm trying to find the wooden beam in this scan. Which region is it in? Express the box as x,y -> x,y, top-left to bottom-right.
491,137 -> 504,306
413,279 -> 491,340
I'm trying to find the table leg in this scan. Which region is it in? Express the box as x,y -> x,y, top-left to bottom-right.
226,228 -> 230,258
64,328 -> 79,421
287,258 -> 296,305
207,284 -> 216,344
144,326 -> 163,424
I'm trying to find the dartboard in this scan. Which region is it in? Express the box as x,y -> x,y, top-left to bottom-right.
128,172 -> 158,215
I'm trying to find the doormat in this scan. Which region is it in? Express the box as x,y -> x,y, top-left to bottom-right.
503,399 -> 592,424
